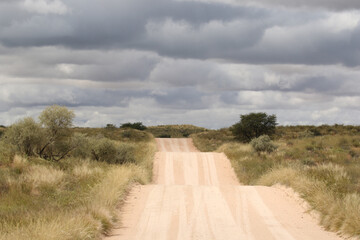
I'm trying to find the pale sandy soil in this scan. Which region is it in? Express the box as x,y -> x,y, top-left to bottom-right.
105,138 -> 342,240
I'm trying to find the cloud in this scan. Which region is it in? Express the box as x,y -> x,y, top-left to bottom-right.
1,1 -> 360,67
0,0 -> 360,127
21,0 -> 69,15
244,0 -> 360,11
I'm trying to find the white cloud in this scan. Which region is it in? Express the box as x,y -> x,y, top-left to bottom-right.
322,11 -> 360,32
22,0 -> 68,15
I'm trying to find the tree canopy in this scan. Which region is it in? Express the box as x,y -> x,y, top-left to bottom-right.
231,112 -> 277,142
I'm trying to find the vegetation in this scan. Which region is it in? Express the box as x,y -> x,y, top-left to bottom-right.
192,125 -> 360,238
250,135 -> 277,154
191,128 -> 234,152
0,106 -> 156,240
120,122 -> 147,131
105,124 -> 116,129
4,105 -> 76,161
231,112 -> 277,142
74,127 -> 152,142
147,124 -> 206,138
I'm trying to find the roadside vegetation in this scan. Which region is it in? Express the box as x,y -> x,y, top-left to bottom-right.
192,113 -> 360,238
147,124 -> 206,138
0,105 -> 156,240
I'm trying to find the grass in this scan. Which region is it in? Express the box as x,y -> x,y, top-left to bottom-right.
74,127 -> 153,142
192,129 -> 360,238
191,128 -> 234,152
146,124 -> 206,138
0,138 -> 156,239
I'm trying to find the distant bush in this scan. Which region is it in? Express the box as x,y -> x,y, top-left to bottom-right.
120,122 -> 147,131
232,112 -> 277,142
159,134 -> 171,138
120,129 -> 152,142
191,128 -> 234,152
250,135 -> 277,154
147,125 -> 206,138
105,124 -> 116,129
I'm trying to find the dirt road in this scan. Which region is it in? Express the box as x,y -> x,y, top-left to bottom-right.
106,138 -> 341,240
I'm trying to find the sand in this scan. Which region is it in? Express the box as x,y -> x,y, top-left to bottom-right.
105,138 -> 341,240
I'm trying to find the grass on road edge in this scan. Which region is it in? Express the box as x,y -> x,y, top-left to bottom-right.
193,133 -> 360,238
0,141 -> 156,240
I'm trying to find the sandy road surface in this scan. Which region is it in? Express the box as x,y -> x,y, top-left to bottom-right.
106,138 -> 341,240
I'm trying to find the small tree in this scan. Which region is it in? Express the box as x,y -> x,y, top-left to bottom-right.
38,105 -> 75,160
232,112 -> 277,142
250,135 -> 277,154
4,117 -> 43,156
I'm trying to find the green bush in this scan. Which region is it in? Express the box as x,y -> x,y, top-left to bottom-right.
115,143 -> 137,164
232,112 -> 277,142
120,129 -> 152,142
90,138 -> 118,163
90,138 -> 137,164
3,117 -> 43,156
250,135 -> 277,154
68,133 -> 92,159
120,122 -> 147,131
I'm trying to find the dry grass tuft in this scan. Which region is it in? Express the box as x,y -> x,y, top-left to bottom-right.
24,165 -> 65,188
0,136 -> 156,240
73,161 -> 103,178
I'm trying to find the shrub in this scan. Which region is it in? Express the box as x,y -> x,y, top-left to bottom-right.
115,143 -> 137,164
3,117 -> 43,156
69,133 -> 92,159
90,138 -> 118,163
105,124 -> 116,129
250,135 -> 277,154
38,105 -> 75,160
120,129 -> 152,142
120,122 -> 147,131
232,112 -> 277,142
0,141 -> 15,165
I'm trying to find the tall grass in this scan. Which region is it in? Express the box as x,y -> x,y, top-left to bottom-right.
0,139 -> 156,239
192,132 -> 360,238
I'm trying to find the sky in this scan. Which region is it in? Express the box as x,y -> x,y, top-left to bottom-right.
0,0 -> 360,128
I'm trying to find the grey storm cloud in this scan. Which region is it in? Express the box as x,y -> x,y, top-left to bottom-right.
0,0 -> 360,127
1,0 -> 360,66
243,0 -> 360,11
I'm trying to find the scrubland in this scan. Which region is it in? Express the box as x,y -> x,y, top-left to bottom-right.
192,126 -> 360,238
0,127 -> 155,240
146,124 -> 206,138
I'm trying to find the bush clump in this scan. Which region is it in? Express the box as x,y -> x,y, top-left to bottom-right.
89,137 -> 137,164
232,112 -> 277,142
120,122 -> 147,131
250,135 -> 277,154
